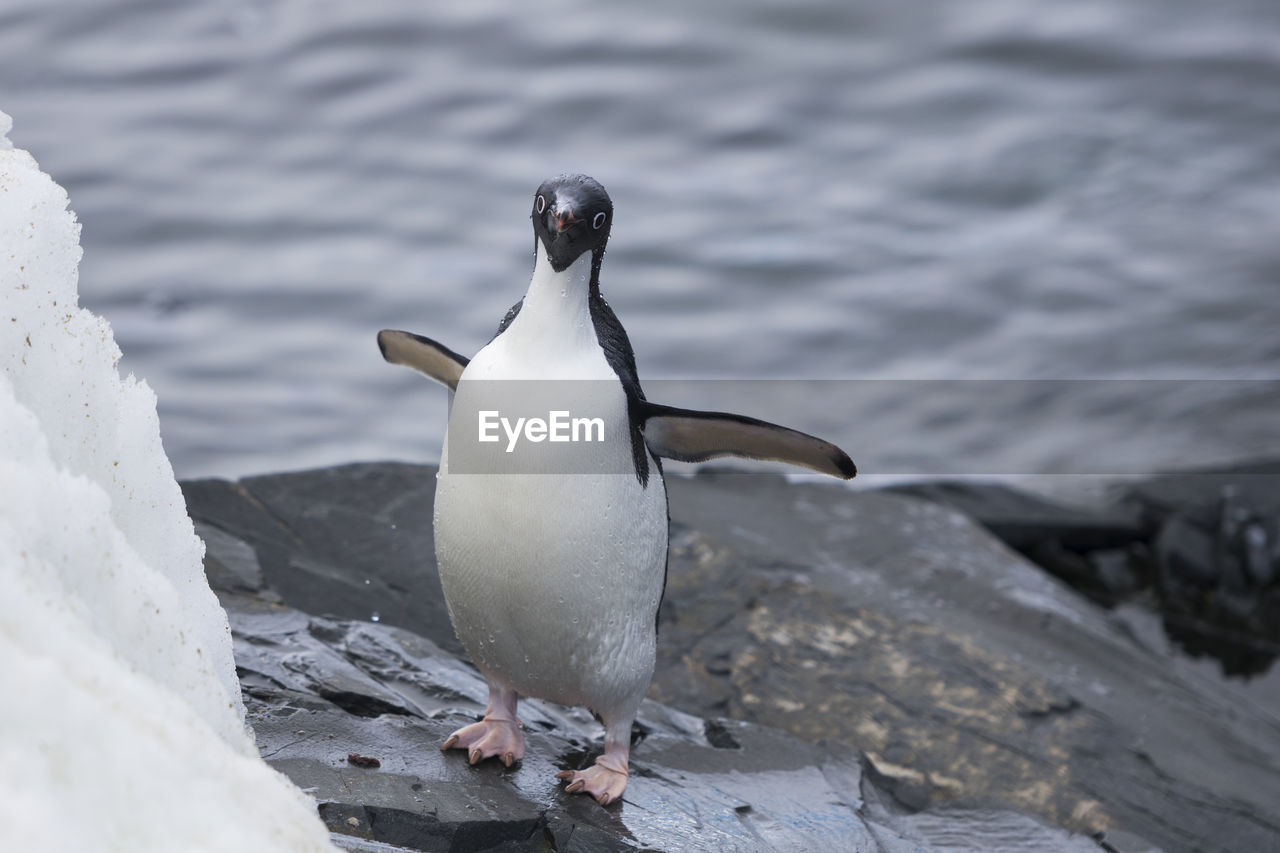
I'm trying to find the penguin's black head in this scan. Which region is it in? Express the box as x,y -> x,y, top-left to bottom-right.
531,174 -> 612,272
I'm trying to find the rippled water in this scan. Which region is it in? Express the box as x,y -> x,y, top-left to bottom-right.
3,0 -> 1278,479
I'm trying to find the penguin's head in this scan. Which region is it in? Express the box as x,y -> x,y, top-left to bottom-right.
531,174 -> 612,272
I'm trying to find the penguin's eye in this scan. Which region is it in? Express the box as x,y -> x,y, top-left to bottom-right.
536,194 -> 546,214
592,212 -> 606,230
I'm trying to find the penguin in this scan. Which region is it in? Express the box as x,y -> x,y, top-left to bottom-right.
377,174 -> 855,806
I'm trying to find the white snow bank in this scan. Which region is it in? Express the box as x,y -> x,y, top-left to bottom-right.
0,111 -> 335,851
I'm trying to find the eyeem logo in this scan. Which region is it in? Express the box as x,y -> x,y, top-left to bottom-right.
478,410 -> 606,453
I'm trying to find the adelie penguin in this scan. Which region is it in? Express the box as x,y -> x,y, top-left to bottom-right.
377,174 -> 855,806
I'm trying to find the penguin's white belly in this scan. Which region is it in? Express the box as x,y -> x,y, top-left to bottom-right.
433,334 -> 668,717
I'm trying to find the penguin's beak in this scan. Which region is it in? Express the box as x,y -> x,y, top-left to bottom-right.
552,206 -> 577,234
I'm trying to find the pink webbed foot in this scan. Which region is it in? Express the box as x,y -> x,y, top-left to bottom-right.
556,751 -> 629,806
442,717 -> 526,767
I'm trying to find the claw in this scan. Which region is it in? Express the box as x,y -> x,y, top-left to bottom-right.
557,754 -> 629,805
441,715 -> 526,768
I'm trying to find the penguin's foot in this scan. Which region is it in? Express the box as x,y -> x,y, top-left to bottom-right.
555,751 -> 629,806
441,716 -> 526,767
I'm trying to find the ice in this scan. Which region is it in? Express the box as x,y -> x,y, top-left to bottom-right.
0,111 -> 335,850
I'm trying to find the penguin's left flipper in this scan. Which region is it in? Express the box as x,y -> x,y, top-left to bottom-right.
377,329 -> 470,391
641,403 -> 856,480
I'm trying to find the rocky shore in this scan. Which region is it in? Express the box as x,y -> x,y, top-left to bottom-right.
183,462 -> 1280,852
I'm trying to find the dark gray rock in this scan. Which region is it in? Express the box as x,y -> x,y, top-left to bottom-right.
184,465 -> 461,655
654,470 -> 1280,853
883,480 -> 1150,605
890,471 -> 1280,677
885,480 -> 1147,553
1115,463 -> 1280,676
1118,460 -> 1280,523
196,520 -> 266,594
222,591 -> 1099,852
185,463 -> 1280,853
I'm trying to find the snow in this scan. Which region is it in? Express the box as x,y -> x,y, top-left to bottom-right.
0,111 -> 336,850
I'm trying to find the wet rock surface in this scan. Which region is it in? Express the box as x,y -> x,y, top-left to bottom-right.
183,462 -> 1280,852
884,480 -> 1150,605
892,463 -> 1280,676
655,471 -> 1280,853
1118,464 -> 1280,676
228,595 -> 910,852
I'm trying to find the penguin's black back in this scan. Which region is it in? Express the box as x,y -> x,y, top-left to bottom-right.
587,286 -> 657,487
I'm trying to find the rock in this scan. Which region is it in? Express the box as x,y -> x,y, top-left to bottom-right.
1116,463 -> 1280,676
1118,460 -> 1280,524
1087,548 -> 1144,598
1154,517 -> 1218,586
885,480 -> 1147,553
220,591 -> 1095,852
884,480 -> 1148,604
196,520 -> 266,593
185,465 -> 461,656
185,463 -> 1280,853
890,471 -> 1280,677
654,470 -> 1280,853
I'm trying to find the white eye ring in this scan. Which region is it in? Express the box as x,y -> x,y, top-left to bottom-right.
536,194 -> 546,214
592,212 -> 606,230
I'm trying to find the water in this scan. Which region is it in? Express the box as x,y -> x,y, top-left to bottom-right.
2,0 -> 1278,479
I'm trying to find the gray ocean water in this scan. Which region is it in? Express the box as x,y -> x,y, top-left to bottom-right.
2,0 -> 1278,480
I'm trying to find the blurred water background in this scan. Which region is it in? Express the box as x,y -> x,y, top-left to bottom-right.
2,0 -> 1278,481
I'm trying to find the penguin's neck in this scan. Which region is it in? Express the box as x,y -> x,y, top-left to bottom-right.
508,247 -> 597,353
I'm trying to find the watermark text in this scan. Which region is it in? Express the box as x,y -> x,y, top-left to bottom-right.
478,410 -> 606,453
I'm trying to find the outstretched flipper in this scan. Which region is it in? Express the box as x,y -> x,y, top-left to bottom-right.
377,329 -> 470,391
641,401 -> 856,480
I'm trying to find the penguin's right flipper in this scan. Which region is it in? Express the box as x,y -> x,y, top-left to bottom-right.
377,329 -> 470,391
640,402 -> 856,480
